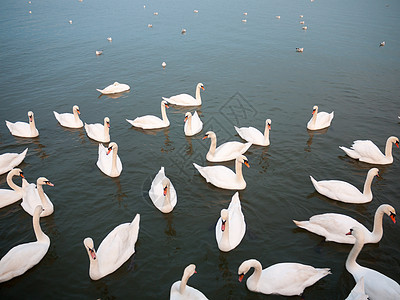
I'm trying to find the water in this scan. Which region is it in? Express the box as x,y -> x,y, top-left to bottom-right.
0,0 -> 399,298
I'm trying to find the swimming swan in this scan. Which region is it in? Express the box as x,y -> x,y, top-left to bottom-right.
345,227 -> 400,299
184,111 -> 203,136
126,100 -> 169,129
310,168 -> 379,204
97,142 -> 122,178
235,119 -> 271,146
0,205 -> 50,283
53,105 -> 83,128
293,204 -> 396,244
96,82 -> 130,94
0,168 -> 25,209
84,117 -> 110,143
170,264 -> 208,299
216,192 -> 246,252
149,167 -> 177,213
238,259 -> 331,296
163,83 -> 204,106
203,131 -> 251,162
83,214 -> 140,280
5,111 -> 39,138
21,177 -> 54,217
307,105 -> 334,130
0,148 -> 28,175
339,136 -> 399,165
193,155 -> 250,190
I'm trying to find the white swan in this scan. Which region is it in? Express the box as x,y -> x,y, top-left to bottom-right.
339,136 -> 399,165
5,111 -> 39,138
126,100 -> 169,129
0,205 -> 50,283
53,105 -> 83,128
170,264 -> 208,300
346,277 -> 368,300
162,83 -> 204,106
184,111 -> 203,136
149,167 -> 177,213
193,155 -> 250,190
0,148 -> 28,175
96,82 -> 130,94
310,168 -> 379,204
238,259 -> 331,296
84,117 -> 110,143
293,204 -> 396,244
345,227 -> 400,299
215,192 -> 246,252
83,214 -> 140,280
97,142 -> 122,178
21,177 -> 54,217
307,105 -> 334,130
203,131 -> 252,162
234,119 -> 271,146
0,168 -> 25,208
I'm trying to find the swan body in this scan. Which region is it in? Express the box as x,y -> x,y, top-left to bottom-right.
0,205 -> 50,283
184,111 -> 203,136
162,83 -> 204,106
0,168 -> 25,208
310,168 -> 379,203
235,119 -> 271,146
84,117 -> 110,143
5,111 -> 39,138
149,167 -> 177,213
193,155 -> 249,190
21,177 -> 54,217
339,136 -> 399,165
307,106 -> 334,130
97,142 -> 122,178
216,192 -> 246,252
0,148 -> 28,175
345,227 -> 400,299
203,131 -> 252,162
170,264 -> 208,300
293,204 -> 396,244
83,214 -> 140,280
53,105 -> 83,128
346,277 -> 368,300
238,259 -> 331,296
126,100 -> 169,129
96,82 -> 130,94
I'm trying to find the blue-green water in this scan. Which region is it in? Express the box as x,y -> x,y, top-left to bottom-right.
0,0 -> 399,299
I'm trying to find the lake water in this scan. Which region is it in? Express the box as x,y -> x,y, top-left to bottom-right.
0,0 -> 399,299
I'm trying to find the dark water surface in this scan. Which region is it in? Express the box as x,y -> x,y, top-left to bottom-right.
0,0 -> 399,299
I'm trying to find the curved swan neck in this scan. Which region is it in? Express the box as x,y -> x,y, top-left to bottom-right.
33,209 -> 48,242
371,207 -> 385,239
161,104 -> 168,122
111,147 -> 118,174
186,115 -> 192,133
263,124 -> 270,142
37,184 -> 48,207
208,135 -> 217,155
235,159 -> 244,181
247,259 -> 262,283
195,86 -> 202,102
30,117 -> 36,134
104,124 -> 109,136
7,171 -> 22,192
384,138 -> 394,158
73,109 -> 80,122
179,274 -> 190,294
362,172 -> 375,196
346,235 -> 363,273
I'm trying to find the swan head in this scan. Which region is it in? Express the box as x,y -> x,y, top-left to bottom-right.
381,204 -> 396,223
312,106 -> 318,115
202,131 -> 216,140
73,105 -> 80,114
28,111 -> 34,122
161,100 -> 169,108
106,142 -> 118,155
197,83 -> 205,91
9,168 -> 24,178
183,264 -> 197,278
389,136 -> 399,148
367,168 -> 379,178
346,226 -> 365,242
237,155 -> 250,168
104,117 -> 110,128
184,112 -> 192,122
220,209 -> 228,231
266,119 -> 272,130
161,178 -> 170,196
83,237 -> 97,260
113,82 -> 119,86
37,177 -> 54,187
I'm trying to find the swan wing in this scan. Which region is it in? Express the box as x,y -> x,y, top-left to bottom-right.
85,123 -> 106,141
311,177 -> 364,202
228,193 -> 246,248
351,140 -> 386,162
149,167 -> 166,208
345,277 -> 368,300
53,111 -> 83,128
20,183 -> 39,216
130,115 -> 166,129
235,126 -> 265,145
355,267 -> 400,299
163,94 -> 197,106
190,112 -> 203,135
5,121 -> 38,138
210,141 -> 251,162
315,112 -> 334,128
0,148 -> 28,175
194,164 -> 236,185
97,144 -> 112,175
0,190 -> 23,208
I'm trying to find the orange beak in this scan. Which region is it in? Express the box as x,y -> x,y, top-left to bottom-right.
345,231 -> 352,235
77,109 -> 81,115
20,172 -> 25,178
396,141 -> 399,148
244,161 -> 250,168
202,135 -> 208,140
390,214 -> 396,224
164,103 -> 169,109
312,109 -> 316,115
184,116 -> 188,122
163,186 -> 167,196
89,248 -> 96,260
238,274 -> 244,282
46,181 -> 54,187
201,86 -> 205,91
107,122 -> 110,128
268,124 -> 271,130
107,147 -> 112,155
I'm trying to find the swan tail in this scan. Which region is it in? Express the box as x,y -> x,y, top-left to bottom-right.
339,146 -> 360,159
309,175 -> 319,189
96,89 -> 104,94
243,142 -> 252,153
5,120 -> 13,131
293,220 -> 307,228
126,119 -> 134,126
193,163 -> 207,180
317,268 -> 332,276
162,97 -> 170,102
130,213 -> 140,228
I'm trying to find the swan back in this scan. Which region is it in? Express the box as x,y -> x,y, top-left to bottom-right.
170,264 -> 208,299
0,148 -> 28,175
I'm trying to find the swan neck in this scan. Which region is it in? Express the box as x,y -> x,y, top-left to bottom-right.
311,112 -> 317,125
33,210 -> 47,242
186,116 -> 192,133
221,219 -> 230,246
235,159 -> 244,181
362,172 -> 374,196
248,260 -> 262,284
161,104 -> 168,122
384,138 -> 394,158
179,275 -> 189,294
163,182 -> 172,210
195,86 -> 202,102
208,135 -> 217,155
7,171 -> 22,192
111,148 -> 118,174
30,117 -> 36,134
37,184 -> 47,206
345,235 -> 363,273
371,208 -> 385,239
74,110 -> 80,121
88,247 -> 100,279
263,124 -> 270,142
